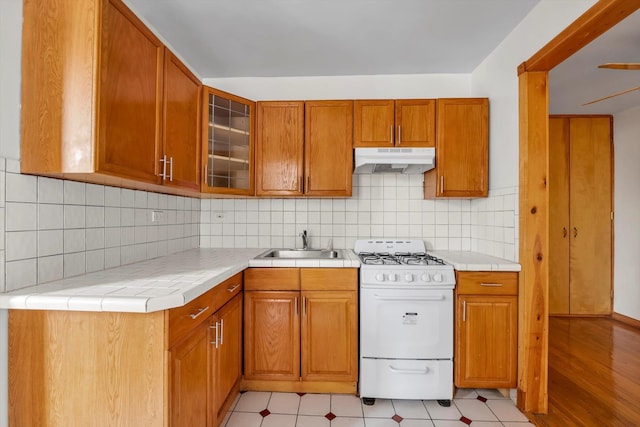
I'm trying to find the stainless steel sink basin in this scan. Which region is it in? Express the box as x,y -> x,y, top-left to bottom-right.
257,249 -> 343,259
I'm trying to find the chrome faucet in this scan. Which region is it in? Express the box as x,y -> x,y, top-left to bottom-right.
299,230 -> 309,250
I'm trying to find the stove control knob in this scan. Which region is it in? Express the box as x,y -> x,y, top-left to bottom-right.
375,273 -> 385,282
421,274 -> 431,282
388,273 -> 397,282
433,273 -> 443,282
405,274 -> 414,282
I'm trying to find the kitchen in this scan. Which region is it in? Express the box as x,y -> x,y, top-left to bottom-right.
1,0 -> 639,426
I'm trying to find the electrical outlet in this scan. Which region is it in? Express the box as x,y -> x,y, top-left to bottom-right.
214,212 -> 224,220
151,210 -> 164,223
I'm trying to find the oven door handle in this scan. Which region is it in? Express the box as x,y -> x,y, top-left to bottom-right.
374,294 -> 445,301
388,365 -> 430,374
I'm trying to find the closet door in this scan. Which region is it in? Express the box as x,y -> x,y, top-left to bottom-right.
549,117 -> 570,315
569,117 -> 612,315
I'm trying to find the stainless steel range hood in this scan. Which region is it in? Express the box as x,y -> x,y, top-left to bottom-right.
354,147 -> 435,174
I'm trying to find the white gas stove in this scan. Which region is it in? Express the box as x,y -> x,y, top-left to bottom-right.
354,239 -> 456,406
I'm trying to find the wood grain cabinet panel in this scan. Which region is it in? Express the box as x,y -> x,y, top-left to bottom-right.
455,271 -> 518,389
20,0 -> 201,196
549,116 -> 613,315
256,101 -> 352,197
425,98 -> 489,198
163,50 -> 201,191
354,99 -> 435,147
243,268 -> 358,393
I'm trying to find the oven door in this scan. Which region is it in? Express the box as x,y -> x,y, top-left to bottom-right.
360,287 -> 453,359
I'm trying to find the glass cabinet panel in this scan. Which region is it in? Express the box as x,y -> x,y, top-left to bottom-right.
203,87 -> 254,195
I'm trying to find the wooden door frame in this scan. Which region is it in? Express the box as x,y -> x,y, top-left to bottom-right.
516,0 -> 640,414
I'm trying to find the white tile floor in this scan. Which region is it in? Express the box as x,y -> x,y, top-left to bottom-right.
222,389 -> 533,427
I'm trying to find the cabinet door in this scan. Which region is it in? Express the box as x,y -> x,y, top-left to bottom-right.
455,295 -> 517,388
256,101 -> 304,196
244,291 -> 300,380
395,99 -> 436,147
354,100 -> 395,147
549,117 -> 571,315
203,87 -> 254,195
432,98 -> 488,197
163,50 -> 201,191
568,117 -> 612,315
169,321 -> 210,427
301,291 -> 358,382
97,0 -> 163,183
212,293 -> 243,424
305,101 -> 353,197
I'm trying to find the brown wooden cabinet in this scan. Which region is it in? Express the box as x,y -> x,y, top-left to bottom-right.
354,99 -> 435,147
202,87 -> 255,195
243,268 -> 358,393
454,271 -> 518,389
163,50 -> 202,191
424,98 -> 489,198
9,272 -> 244,427
549,116 -> 613,315
20,0 -> 200,196
255,101 -> 353,197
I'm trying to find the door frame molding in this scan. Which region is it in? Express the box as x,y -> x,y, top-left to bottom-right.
516,0 -> 640,414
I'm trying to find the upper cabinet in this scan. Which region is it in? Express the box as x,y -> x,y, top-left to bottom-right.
163,51 -> 202,191
424,98 -> 489,198
256,100 -> 353,197
354,99 -> 435,147
20,0 -> 201,195
202,87 -> 254,196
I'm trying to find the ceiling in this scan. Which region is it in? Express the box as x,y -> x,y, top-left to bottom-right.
125,0 -> 639,115
125,0 -> 540,77
549,8 -> 640,115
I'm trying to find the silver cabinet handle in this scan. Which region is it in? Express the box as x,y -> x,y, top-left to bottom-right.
562,227 -> 567,238
397,125 -> 401,145
189,306 -> 209,320
159,155 -> 167,179
462,300 -> 466,322
168,156 -> 173,181
210,321 -> 219,348
480,283 -> 503,287
220,318 -> 224,346
227,284 -> 241,293
573,227 -> 578,238
390,125 -> 394,145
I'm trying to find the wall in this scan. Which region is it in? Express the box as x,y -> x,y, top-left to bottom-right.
613,106 -> 640,321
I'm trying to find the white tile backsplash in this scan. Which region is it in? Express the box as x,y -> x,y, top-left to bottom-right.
1,162 -> 200,291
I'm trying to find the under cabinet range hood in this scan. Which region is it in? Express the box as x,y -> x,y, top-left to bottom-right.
354,147 -> 435,174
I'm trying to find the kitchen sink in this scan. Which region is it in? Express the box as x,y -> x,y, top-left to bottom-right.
256,249 -> 344,259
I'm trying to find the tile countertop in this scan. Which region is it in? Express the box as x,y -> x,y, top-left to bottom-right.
429,250 -> 521,272
0,248 -> 361,313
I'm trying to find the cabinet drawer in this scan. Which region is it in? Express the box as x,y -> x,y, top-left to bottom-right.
245,268 -> 300,291
301,268 -> 358,291
212,272 -> 243,312
168,287 -> 215,347
456,272 -> 518,295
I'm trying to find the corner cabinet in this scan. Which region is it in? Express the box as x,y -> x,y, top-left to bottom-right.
243,268 -> 358,393
424,98 -> 489,198
454,271 -> 518,389
255,101 -> 353,197
202,87 -> 255,195
9,273 -> 244,427
20,0 -> 201,196
354,99 -> 436,147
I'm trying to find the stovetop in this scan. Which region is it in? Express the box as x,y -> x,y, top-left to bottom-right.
357,252 -> 446,266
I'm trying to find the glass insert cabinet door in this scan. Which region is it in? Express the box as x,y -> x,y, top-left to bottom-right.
202,86 -> 255,195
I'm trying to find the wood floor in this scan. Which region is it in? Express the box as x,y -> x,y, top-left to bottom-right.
532,317 -> 640,427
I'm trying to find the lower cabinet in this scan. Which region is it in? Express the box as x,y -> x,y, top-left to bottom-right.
8,272 -> 243,427
243,268 -> 358,393
454,271 -> 518,389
